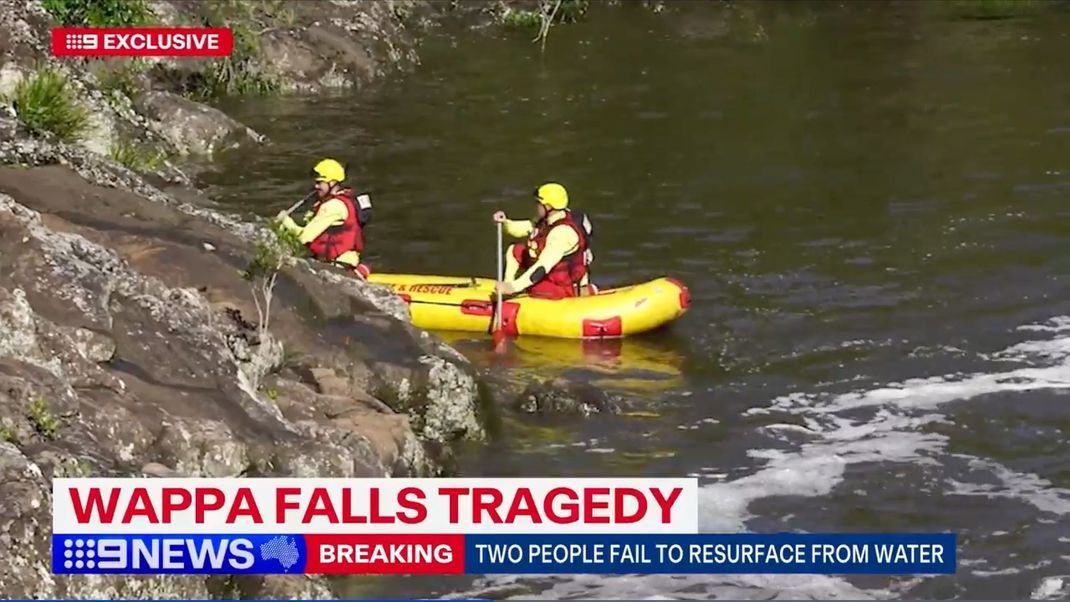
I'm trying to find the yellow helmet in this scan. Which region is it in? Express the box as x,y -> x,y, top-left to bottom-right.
535,182 -> 568,210
312,158 -> 346,183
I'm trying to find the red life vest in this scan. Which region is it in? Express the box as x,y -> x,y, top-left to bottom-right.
306,190 -> 365,262
519,211 -> 590,296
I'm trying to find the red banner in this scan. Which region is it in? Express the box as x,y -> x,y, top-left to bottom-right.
51,27 -> 233,57
302,533 -> 465,574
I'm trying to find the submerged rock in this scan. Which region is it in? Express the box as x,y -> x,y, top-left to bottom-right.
515,378 -> 622,417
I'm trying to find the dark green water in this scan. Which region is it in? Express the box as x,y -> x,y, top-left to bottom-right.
206,2 -> 1070,599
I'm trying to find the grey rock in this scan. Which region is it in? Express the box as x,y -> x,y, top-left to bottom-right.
414,354 -> 484,442
0,114 -> 21,141
253,0 -> 422,92
0,442 -> 58,599
315,266 -> 411,321
140,462 -> 181,477
309,367 -> 351,397
516,378 -> 622,417
0,1 -> 188,182
57,326 -> 116,363
0,288 -> 57,376
134,91 -> 263,157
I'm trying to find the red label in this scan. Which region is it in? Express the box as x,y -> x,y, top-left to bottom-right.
582,316 -> 623,339
460,300 -> 494,316
51,27 -> 234,57
303,533 -> 465,574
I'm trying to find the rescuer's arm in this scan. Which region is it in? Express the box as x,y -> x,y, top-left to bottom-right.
504,245 -> 521,283
504,218 -> 534,238
279,199 -> 348,244
503,226 -> 579,294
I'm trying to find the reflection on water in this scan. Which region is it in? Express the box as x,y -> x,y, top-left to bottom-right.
439,331 -> 687,394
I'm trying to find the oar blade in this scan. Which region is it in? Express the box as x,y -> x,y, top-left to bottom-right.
492,328 -> 508,354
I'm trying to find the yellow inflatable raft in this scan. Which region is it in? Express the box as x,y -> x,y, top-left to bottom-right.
367,273 -> 690,339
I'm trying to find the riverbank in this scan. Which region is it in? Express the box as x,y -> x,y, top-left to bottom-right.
0,0 -> 499,598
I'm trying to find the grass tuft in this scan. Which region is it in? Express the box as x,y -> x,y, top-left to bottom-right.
0,424 -> 18,445
503,8 -> 543,30
42,0 -> 153,27
197,26 -> 277,98
11,70 -> 91,143
109,138 -> 166,172
27,398 -> 60,440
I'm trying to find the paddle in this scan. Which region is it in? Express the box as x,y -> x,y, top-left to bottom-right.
492,222 -> 508,353
283,190 -> 316,216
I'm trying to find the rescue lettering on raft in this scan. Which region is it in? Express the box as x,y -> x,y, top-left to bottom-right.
386,284 -> 456,295
407,285 -> 457,295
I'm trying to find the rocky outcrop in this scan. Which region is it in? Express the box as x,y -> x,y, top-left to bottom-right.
0,0 -> 202,182
255,0 -> 424,92
143,0 -> 427,94
0,133 -> 487,598
134,91 -> 265,157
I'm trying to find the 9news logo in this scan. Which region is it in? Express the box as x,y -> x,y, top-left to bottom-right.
52,535 -> 297,574
59,538 -> 109,570
61,33 -> 98,52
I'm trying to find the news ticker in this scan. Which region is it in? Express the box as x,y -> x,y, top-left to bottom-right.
51,477 -> 956,575
52,533 -> 955,575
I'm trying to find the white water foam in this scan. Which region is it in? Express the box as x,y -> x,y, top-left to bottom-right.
1031,576 -> 1070,600
701,315 -> 1070,535
948,457 -> 1070,516
447,317 -> 1070,600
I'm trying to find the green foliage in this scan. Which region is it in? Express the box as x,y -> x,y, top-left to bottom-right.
0,424 -> 18,445
502,0 -> 590,49
27,398 -> 60,440
263,0 -> 297,27
554,0 -> 589,23
241,223 -> 305,283
265,387 -> 279,401
96,59 -> 148,99
56,456 -> 96,477
503,8 -> 543,30
199,24 -> 278,98
188,0 -> 283,100
11,70 -> 90,143
240,221 -> 304,362
42,0 -> 152,27
109,138 -> 166,173
502,0 -> 589,27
